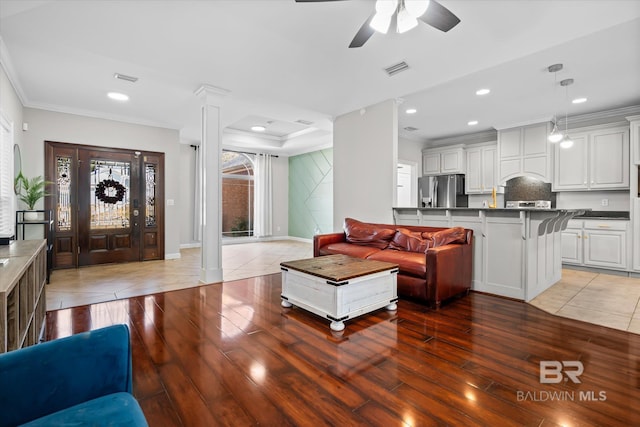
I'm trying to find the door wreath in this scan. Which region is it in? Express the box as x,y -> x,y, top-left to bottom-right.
95,178 -> 126,204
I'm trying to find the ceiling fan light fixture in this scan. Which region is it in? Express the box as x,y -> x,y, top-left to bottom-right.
250,125 -> 266,132
397,7 -> 418,33
404,0 -> 430,18
375,0 -> 398,15
370,13 -> 392,34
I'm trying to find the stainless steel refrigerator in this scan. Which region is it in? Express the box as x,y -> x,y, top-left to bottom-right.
418,174 -> 468,208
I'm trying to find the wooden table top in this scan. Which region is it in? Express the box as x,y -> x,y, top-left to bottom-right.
280,254 -> 398,283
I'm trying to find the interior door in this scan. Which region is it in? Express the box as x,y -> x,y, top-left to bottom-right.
77,149 -> 140,266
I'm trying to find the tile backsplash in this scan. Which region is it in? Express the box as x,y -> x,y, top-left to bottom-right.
504,177 -> 556,206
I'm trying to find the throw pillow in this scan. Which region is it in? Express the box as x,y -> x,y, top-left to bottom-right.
422,227 -> 467,247
389,228 -> 432,253
344,218 -> 396,249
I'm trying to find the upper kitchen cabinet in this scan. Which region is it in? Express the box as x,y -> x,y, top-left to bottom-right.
465,142 -> 497,194
628,115 -> 640,164
553,125 -> 629,191
498,122 -> 550,183
422,146 -> 465,175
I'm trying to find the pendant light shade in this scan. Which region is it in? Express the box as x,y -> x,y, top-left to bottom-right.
548,122 -> 563,143
560,137 -> 574,149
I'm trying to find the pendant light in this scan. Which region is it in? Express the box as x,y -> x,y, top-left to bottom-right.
547,64 -> 564,143
559,78 -> 574,149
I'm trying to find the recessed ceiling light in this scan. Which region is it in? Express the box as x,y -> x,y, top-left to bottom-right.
476,89 -> 490,96
406,108 -> 417,114
251,125 -> 266,132
107,92 -> 129,101
468,120 -> 478,126
572,97 -> 587,104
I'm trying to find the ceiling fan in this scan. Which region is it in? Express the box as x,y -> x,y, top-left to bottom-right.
295,0 -> 461,48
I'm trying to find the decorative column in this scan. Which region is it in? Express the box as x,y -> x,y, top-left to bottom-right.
195,84 -> 229,284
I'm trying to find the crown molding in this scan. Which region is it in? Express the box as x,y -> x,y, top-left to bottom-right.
494,116 -> 553,131
556,105 -> 640,127
24,102 -> 180,131
0,36 -> 27,106
427,129 -> 497,148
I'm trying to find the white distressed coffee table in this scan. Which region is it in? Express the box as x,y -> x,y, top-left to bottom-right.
280,254 -> 399,331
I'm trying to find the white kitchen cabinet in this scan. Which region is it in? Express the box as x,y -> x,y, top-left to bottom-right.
561,220 -> 583,264
483,212 -> 525,299
465,143 -> 497,194
422,146 -> 465,175
562,219 -> 628,270
498,122 -> 550,183
633,199 -> 640,271
553,125 -> 629,191
628,116 -> 640,165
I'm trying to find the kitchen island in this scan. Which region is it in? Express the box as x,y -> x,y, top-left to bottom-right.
392,207 -> 586,301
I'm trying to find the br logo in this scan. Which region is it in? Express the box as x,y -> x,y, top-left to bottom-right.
540,361 -> 584,384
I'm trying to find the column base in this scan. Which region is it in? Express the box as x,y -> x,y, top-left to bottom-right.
200,268 -> 223,284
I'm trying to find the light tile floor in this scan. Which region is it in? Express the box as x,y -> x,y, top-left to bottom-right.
47,240 -> 312,310
47,240 -> 640,334
530,268 -> 640,334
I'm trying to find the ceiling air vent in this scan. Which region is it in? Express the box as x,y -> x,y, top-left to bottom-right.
404,126 -> 418,132
295,119 -> 314,126
385,61 -> 409,77
114,73 -> 138,83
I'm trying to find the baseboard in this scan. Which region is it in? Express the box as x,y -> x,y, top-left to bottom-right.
562,264 -> 632,277
180,242 -> 201,249
165,252 -> 181,260
180,236 -> 312,248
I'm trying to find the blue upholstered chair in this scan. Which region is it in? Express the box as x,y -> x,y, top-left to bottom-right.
0,324 -> 148,427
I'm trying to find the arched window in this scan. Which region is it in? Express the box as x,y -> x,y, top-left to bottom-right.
222,152 -> 254,237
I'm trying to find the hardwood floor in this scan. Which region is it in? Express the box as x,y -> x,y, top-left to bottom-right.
46,274 -> 640,426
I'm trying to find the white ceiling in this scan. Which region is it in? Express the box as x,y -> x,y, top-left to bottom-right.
1,0 -> 639,155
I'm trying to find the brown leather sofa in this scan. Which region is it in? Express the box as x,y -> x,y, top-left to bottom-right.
313,218 -> 473,308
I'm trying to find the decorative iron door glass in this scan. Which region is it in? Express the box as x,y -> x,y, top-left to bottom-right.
90,159 -> 130,229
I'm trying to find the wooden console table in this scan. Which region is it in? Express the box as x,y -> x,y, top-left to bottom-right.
0,240 -> 47,353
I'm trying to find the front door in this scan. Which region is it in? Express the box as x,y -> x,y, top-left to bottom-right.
78,149 -> 139,266
45,141 -> 164,268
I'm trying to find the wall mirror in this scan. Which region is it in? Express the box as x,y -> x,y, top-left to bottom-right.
13,144 -> 22,194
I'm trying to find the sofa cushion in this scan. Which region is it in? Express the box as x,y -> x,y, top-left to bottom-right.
319,242 -> 382,259
422,226 -> 467,247
389,228 -> 432,253
367,250 -> 426,278
344,218 -> 396,249
21,392 -> 148,427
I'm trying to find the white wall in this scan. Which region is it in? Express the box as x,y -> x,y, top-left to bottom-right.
556,190 -> 630,211
398,136 -> 424,173
271,155 -> 289,237
333,99 -> 398,230
21,108 -> 182,257
1,65 -> 24,232
179,144 -> 197,246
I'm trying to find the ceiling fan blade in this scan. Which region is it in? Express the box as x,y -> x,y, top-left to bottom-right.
349,13 -> 376,48
419,0 -> 460,32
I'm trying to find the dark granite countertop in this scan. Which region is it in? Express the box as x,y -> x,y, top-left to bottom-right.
393,207 -> 588,213
572,210 -> 629,220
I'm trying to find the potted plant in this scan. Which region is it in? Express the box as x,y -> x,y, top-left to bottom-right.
15,172 -> 51,220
